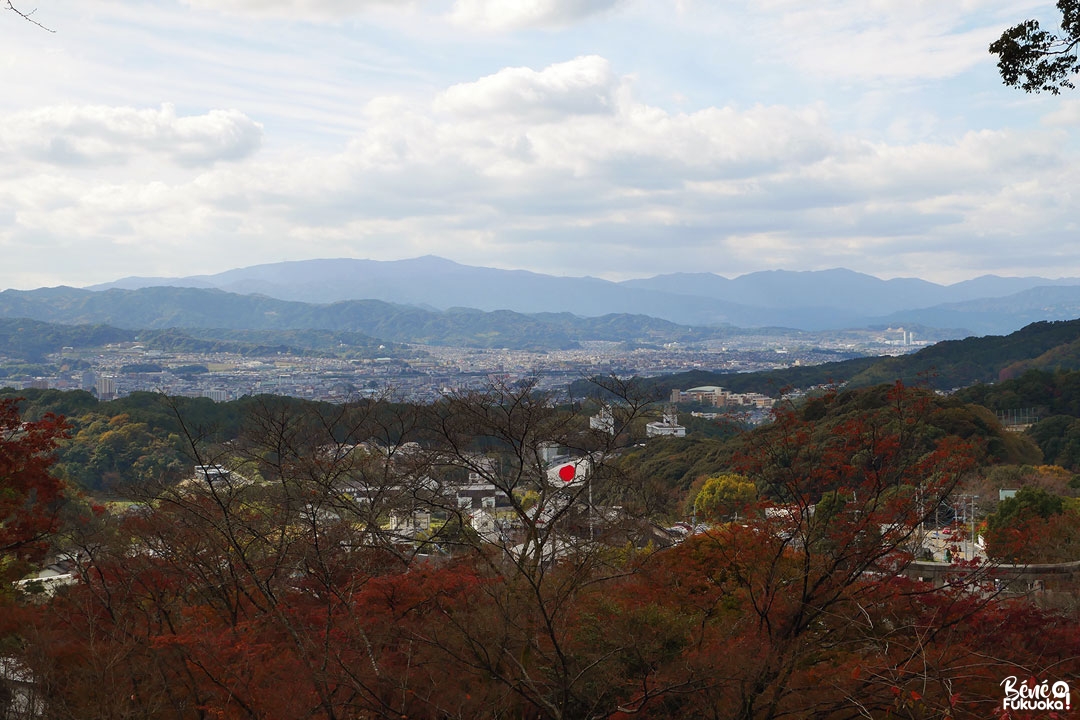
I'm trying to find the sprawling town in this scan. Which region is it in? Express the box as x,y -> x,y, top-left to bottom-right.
8,327 -> 926,404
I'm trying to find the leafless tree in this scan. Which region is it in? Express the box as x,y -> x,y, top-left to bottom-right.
5,1 -> 53,32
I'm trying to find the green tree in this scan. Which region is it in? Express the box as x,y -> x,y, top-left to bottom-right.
990,0 -> 1080,93
693,473 -> 756,521
987,485 -> 1064,532
1029,415 -> 1080,470
55,412 -> 187,492
984,485 -> 1079,562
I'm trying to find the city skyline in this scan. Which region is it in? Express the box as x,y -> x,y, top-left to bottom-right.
2,0 -> 1078,290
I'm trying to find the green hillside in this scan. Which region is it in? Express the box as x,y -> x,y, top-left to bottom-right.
622,319 -> 1080,399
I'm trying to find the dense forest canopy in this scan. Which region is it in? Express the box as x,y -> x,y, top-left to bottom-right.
1,378 -> 1078,719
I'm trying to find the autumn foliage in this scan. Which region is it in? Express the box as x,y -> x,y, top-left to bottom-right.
0,397 -> 68,584
4,383 -> 1080,719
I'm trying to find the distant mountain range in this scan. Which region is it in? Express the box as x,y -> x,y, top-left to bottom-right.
86,257 -> 1080,335
0,286 -> 735,352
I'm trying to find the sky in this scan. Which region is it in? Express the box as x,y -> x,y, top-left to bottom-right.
1,0 -> 1078,289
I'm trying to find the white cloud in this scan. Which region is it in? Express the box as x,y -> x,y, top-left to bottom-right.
412,58 -> 837,190
449,0 -> 626,30
435,56 -> 619,120
1,104 -> 263,168
2,46 -> 1078,288
178,0 -> 402,19
177,0 -> 626,27
1043,100 -> 1080,126
730,0 -> 1036,83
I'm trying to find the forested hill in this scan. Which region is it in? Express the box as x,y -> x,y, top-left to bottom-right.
844,319 -> 1080,388
0,318 -> 411,364
0,318 -> 132,363
632,318 -> 1080,396
0,286 -> 727,351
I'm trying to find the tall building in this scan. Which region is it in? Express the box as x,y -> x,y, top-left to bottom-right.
589,404 -> 615,435
95,375 -> 117,401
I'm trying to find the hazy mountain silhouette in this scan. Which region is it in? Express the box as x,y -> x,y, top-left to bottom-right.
0,286 -> 739,351
84,256 -> 1080,335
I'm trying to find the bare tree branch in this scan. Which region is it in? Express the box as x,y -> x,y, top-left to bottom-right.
5,0 -> 54,32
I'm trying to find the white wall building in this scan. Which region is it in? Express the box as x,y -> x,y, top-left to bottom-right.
646,406 -> 686,438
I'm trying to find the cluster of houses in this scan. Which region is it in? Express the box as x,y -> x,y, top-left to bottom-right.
670,385 -> 774,409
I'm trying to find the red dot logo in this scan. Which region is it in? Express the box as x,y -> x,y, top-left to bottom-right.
558,464 -> 576,482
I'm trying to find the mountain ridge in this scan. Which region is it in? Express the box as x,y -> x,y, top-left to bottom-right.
73,256 -> 1080,335
0,286 -> 745,352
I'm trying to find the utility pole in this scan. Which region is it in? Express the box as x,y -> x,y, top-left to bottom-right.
955,494 -> 979,560
970,495 -> 978,560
